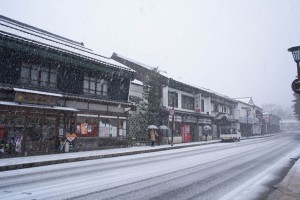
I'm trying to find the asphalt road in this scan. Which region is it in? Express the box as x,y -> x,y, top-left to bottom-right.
0,132 -> 299,200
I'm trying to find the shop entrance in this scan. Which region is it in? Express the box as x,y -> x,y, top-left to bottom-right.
26,113 -> 57,154
0,108 -> 76,157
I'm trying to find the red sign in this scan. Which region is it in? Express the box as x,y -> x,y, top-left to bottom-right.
181,124 -> 191,143
0,124 -> 6,138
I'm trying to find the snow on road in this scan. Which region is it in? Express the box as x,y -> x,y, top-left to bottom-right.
0,133 -> 299,200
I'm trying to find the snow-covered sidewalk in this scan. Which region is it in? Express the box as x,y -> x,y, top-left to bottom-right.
0,139 -> 220,171
0,133 -> 281,171
268,158 -> 300,200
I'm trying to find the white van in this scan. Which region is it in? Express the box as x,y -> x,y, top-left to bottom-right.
220,128 -> 241,142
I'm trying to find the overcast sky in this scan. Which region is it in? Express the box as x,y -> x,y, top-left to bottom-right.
1,0 -> 300,109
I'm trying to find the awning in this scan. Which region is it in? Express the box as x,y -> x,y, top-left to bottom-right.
14,88 -> 63,97
172,110 -> 214,119
0,101 -> 78,112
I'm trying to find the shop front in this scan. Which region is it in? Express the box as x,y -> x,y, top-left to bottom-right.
75,113 -> 128,150
0,88 -> 78,157
197,118 -> 213,141
181,116 -> 197,142
168,111 -> 213,143
0,102 -> 77,157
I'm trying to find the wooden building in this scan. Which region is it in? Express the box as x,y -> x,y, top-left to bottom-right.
112,52 -> 215,143
0,15 -> 135,156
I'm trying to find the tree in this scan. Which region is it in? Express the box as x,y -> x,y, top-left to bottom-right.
135,67 -> 163,140
261,103 -> 293,120
261,103 -> 283,115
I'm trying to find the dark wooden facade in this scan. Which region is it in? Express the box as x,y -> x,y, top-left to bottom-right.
0,15 -> 135,157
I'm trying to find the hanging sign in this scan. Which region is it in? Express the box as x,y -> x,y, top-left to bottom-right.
15,92 -> 58,106
195,93 -> 201,113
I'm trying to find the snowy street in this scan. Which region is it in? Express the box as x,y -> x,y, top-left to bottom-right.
0,2 -> 299,200
0,133 -> 299,200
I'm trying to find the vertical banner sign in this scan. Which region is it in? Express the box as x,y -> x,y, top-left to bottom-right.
195,93 -> 201,113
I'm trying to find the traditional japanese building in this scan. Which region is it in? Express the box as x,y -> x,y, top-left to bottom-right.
234,97 -> 264,137
210,94 -> 238,138
112,53 -> 214,143
112,52 -> 278,142
163,78 -> 214,142
0,15 -> 135,156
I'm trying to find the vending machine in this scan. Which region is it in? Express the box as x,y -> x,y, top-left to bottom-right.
181,124 -> 191,143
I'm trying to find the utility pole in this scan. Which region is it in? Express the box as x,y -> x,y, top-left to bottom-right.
246,110 -> 249,138
171,92 -> 175,146
242,107 -> 251,138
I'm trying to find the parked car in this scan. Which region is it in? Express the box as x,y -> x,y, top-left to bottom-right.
220,128 -> 241,142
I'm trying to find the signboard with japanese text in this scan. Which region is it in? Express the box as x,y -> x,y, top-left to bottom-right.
15,92 -> 58,106
169,109 -> 175,116
195,93 -> 201,113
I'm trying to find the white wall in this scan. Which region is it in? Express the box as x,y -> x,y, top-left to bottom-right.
202,96 -> 211,115
236,102 -> 255,124
165,88 -> 207,113
162,86 -> 169,107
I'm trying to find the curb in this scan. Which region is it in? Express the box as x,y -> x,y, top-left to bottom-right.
0,140 -> 220,172
0,133 -> 281,172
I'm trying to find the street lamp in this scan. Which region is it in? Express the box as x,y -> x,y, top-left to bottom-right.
288,46 -> 300,93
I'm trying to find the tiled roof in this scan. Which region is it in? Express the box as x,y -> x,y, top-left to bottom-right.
234,97 -> 254,105
0,15 -> 134,73
63,94 -> 134,106
113,52 -> 236,102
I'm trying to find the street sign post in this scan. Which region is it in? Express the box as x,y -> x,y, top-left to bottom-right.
169,109 -> 175,116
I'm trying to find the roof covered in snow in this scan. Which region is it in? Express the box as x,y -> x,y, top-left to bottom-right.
113,52 -> 236,102
14,88 -> 63,97
112,53 -> 158,72
11,87 -> 134,106
0,101 -> 79,112
131,79 -> 144,86
235,97 -> 254,106
0,15 -> 134,73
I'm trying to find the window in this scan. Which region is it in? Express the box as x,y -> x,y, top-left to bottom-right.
84,76 -> 108,96
168,91 -> 178,108
99,118 -> 118,137
20,63 -> 57,89
222,106 -> 227,113
40,67 -> 48,87
76,117 -> 98,137
30,65 -> 39,86
182,94 -> 194,110
214,103 -> 219,112
201,99 -> 205,113
20,66 -> 30,84
49,69 -> 57,88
